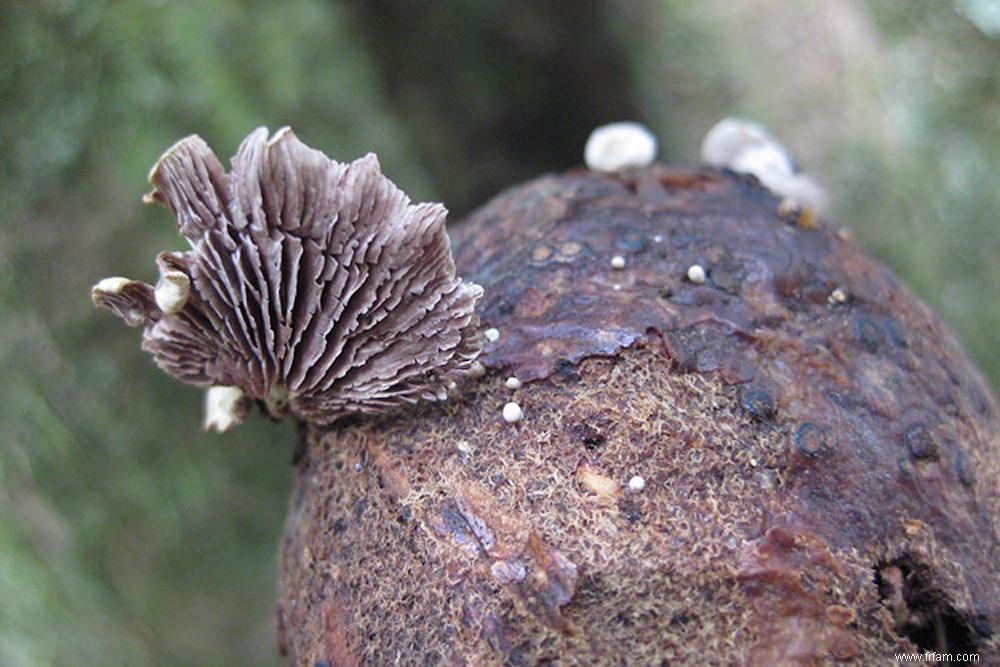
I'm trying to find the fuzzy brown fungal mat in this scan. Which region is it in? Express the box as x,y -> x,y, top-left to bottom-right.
276,166 -> 999,666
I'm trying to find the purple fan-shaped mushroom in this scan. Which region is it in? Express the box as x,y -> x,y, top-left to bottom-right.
93,127 -> 484,429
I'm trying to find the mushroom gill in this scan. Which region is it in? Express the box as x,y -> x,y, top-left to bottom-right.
93,127 -> 484,428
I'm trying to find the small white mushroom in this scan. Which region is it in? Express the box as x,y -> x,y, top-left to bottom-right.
484,327 -> 500,343
502,401 -> 524,423
627,475 -> 646,493
91,276 -> 155,327
730,142 -> 794,182
584,122 -> 658,172
686,264 -> 707,284
154,263 -> 191,315
610,255 -> 627,270
504,376 -> 522,390
700,118 -> 776,168
701,118 -> 825,212
204,386 -> 248,433
94,276 -> 131,294
467,361 -> 486,379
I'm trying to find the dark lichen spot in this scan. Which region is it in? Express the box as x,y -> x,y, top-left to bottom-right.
794,422 -> 836,458
397,505 -> 412,524
971,614 -> 994,639
618,229 -> 647,251
531,244 -> 555,265
570,422 -> 607,449
854,317 -> 885,352
556,241 -> 585,261
618,498 -> 643,523
496,298 -> 516,316
664,325 -> 730,373
709,255 -> 747,295
897,457 -> 916,478
884,316 -> 909,349
353,498 -> 369,520
955,450 -> 977,487
904,423 -> 939,460
740,386 -> 776,421
553,358 -> 580,382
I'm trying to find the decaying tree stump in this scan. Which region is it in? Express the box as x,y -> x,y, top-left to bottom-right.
274,166 -> 999,665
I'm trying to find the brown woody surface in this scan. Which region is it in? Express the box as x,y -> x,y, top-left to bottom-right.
277,166 -> 998,665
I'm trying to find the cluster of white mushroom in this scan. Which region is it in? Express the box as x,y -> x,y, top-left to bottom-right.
700,118 -> 826,213
583,118 -> 825,215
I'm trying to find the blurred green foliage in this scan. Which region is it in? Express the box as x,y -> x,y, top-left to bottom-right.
1,1 -> 996,665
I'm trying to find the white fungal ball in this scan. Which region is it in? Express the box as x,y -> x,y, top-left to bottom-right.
204,386 -> 246,433
155,268 -> 191,315
484,327 -> 500,343
610,255 -> 627,270
467,361 -> 486,379
584,122 -> 658,172
504,376 -> 522,390
687,264 -> 707,284
628,475 -> 646,492
502,401 -> 524,423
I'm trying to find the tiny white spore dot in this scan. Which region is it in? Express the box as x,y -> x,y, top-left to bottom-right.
652,234 -> 664,243
628,475 -> 646,493
584,122 -> 658,173
610,255 -> 627,270
504,376 -> 522,390
502,401 -> 524,423
484,327 -> 500,343
612,283 -> 622,292
687,264 -> 707,284
829,287 -> 848,304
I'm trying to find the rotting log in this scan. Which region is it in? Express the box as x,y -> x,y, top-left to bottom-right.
275,166 -> 999,665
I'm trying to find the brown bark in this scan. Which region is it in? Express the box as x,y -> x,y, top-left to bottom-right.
276,166 -> 999,665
